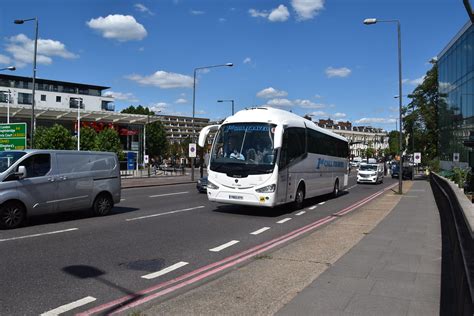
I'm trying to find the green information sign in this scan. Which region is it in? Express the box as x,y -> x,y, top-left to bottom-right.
0,123 -> 27,151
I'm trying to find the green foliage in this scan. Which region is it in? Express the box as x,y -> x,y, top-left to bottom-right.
427,158 -> 440,173
364,147 -> 375,158
95,128 -> 123,159
387,130 -> 400,157
80,126 -> 97,151
34,124 -> 74,150
121,105 -> 154,116
405,64 -> 439,161
146,121 -> 167,157
447,167 -> 469,188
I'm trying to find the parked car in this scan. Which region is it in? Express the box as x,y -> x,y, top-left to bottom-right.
391,164 -> 413,179
357,163 -> 384,184
196,176 -> 208,193
0,150 -> 121,229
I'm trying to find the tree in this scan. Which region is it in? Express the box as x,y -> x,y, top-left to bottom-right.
404,64 -> 439,162
34,124 -> 74,150
80,126 -> 97,151
387,130 -> 400,157
96,128 -> 123,159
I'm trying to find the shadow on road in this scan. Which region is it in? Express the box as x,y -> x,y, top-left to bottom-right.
25,206 -> 139,228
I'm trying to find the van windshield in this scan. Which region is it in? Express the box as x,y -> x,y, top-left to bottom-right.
359,164 -> 377,171
0,151 -> 27,173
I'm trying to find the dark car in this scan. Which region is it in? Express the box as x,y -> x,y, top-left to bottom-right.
196,176 -> 208,193
391,164 -> 413,179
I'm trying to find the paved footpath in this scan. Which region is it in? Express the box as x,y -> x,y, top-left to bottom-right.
277,180 -> 441,316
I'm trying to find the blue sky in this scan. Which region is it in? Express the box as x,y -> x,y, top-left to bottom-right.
0,0 -> 469,130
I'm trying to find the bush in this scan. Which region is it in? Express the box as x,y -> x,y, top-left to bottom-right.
427,158 -> 440,173
34,124 -> 75,150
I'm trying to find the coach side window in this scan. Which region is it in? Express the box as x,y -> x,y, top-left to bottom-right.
287,128 -> 306,164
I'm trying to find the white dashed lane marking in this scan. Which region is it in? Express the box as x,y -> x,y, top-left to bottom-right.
295,211 -> 305,216
141,262 -> 189,280
309,205 -> 317,210
40,296 -> 96,316
126,206 -> 205,221
250,227 -> 270,235
209,240 -> 240,252
0,228 -> 78,242
277,218 -> 292,224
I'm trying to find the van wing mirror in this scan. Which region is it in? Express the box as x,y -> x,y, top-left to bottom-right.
273,125 -> 284,149
15,165 -> 27,179
198,125 -> 220,147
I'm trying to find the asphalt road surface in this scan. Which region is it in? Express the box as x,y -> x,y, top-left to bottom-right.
0,174 -> 398,315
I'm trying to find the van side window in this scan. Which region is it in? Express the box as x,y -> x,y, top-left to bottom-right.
20,154 -> 51,178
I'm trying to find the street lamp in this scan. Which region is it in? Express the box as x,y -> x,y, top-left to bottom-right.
15,17 -> 38,149
217,99 -> 235,115
0,66 -> 16,72
71,97 -> 83,150
364,17 -> 403,194
191,62 -> 233,181
1,90 -> 12,124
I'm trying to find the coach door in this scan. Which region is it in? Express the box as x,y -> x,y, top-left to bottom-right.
276,131 -> 289,204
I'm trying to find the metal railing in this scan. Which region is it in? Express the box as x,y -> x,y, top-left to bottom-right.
430,172 -> 474,316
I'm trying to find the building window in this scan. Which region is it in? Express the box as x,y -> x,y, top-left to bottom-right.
41,95 -> 46,101
56,96 -> 61,102
18,93 -> 32,105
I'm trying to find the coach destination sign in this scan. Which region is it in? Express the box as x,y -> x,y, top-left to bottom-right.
0,123 -> 27,151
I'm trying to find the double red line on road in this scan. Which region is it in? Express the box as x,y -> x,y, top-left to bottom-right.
78,183 -> 397,315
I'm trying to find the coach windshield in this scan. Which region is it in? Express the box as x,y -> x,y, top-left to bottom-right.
210,123 -> 277,175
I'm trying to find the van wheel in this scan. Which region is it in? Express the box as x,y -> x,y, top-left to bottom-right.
93,193 -> 113,216
0,201 -> 26,229
333,180 -> 339,198
294,185 -> 305,210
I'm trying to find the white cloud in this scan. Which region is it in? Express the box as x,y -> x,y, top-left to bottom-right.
325,66 -> 351,78
0,54 -> 11,65
268,5 -> 290,22
267,98 -> 293,107
219,18 -> 226,22
291,0 -> 324,21
256,87 -> 288,98
87,14 -> 147,42
126,70 -> 193,89
5,34 -> 78,67
134,3 -> 154,15
149,102 -> 169,113
333,112 -> 347,118
294,99 -> 325,109
103,91 -> 139,102
175,98 -> 187,104
196,110 -> 206,115
243,57 -> 252,64
404,76 -> 425,86
308,111 -> 328,118
355,117 -> 396,124
190,10 -> 205,15
249,8 -> 269,18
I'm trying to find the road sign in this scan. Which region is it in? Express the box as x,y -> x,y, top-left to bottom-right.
189,143 -> 197,158
0,123 -> 27,151
144,154 -> 149,164
414,152 -> 421,164
453,152 -> 460,162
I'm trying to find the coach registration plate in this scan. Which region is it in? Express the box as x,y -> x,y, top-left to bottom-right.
229,195 -> 243,200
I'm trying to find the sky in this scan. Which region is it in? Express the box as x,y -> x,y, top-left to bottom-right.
0,0 -> 469,130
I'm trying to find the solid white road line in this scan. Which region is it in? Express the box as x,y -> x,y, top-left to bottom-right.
40,296 -> 96,316
277,218 -> 292,224
309,205 -> 317,210
209,240 -> 240,252
295,211 -> 306,216
318,202 -> 326,205
149,191 -> 189,198
250,227 -> 270,235
120,198 -> 126,201
141,262 -> 189,280
0,228 -> 78,242
126,206 -> 205,221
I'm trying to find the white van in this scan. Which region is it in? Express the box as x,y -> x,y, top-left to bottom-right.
0,150 -> 121,229
357,163 -> 384,184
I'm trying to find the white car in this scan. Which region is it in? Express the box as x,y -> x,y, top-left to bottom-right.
357,163 -> 384,184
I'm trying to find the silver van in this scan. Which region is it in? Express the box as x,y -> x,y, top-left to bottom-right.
0,150 -> 121,229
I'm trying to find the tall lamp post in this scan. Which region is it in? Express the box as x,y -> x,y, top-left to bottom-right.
192,63 -> 233,181
0,67 -> 15,124
14,17 -> 38,149
217,99 -> 235,115
364,17 -> 403,194
71,97 -> 83,150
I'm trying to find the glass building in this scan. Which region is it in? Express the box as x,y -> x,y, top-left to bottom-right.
438,20 -> 474,168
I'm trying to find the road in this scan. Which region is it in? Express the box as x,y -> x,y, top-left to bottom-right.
0,174 -> 398,315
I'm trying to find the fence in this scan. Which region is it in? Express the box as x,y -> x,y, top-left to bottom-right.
430,172 -> 474,316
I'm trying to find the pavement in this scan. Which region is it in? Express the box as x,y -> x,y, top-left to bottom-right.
120,174 -> 441,315
121,168 -> 199,188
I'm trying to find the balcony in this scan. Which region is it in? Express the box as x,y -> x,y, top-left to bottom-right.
101,101 -> 115,111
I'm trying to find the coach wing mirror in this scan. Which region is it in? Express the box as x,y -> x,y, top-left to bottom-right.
15,166 -> 27,179
273,125 -> 285,149
198,125 -> 220,147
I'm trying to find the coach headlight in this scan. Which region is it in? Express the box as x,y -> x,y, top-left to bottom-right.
256,184 -> 276,193
207,180 -> 219,190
